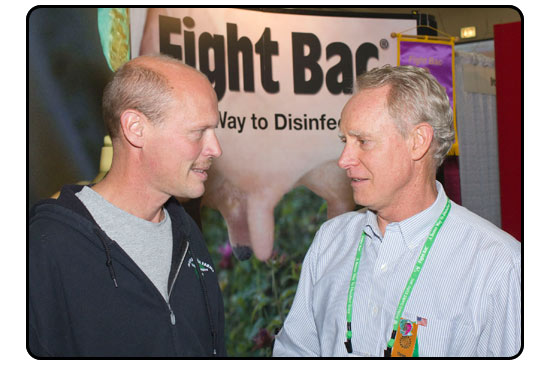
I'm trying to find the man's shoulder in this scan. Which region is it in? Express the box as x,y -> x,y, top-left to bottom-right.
30,184 -> 91,220
448,202 -> 520,260
29,185 -> 98,250
311,210 -> 367,253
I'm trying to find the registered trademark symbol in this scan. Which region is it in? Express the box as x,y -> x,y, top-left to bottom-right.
380,38 -> 389,50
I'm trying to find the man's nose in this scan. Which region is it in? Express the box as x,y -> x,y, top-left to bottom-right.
337,143 -> 356,170
205,130 -> 222,158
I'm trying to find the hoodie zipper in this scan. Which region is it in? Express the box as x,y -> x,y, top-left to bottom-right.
166,239 -> 189,325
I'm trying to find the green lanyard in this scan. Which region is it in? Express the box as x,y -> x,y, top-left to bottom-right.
344,198 -> 451,354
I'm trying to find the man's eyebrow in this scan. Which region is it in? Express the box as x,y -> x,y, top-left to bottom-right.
193,120 -> 219,129
348,130 -> 367,138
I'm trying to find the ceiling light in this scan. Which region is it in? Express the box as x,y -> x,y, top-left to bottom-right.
461,26 -> 476,39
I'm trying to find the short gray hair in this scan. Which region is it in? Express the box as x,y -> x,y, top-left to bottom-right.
356,65 -> 455,168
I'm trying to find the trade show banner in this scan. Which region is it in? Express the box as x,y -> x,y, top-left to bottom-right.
132,8 -> 416,260
397,35 -> 459,155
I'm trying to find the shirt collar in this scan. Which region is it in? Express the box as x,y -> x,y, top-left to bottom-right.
362,181 -> 449,250
363,209 -> 382,240
398,181 -> 449,250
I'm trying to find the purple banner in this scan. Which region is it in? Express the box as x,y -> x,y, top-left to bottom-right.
400,41 -> 454,110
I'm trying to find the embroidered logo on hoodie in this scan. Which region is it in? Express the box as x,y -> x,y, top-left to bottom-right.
187,257 -> 214,275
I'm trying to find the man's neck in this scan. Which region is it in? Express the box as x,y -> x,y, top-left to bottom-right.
376,180 -> 438,236
91,166 -> 168,223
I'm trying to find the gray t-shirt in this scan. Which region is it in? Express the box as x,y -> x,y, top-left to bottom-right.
76,186 -> 173,302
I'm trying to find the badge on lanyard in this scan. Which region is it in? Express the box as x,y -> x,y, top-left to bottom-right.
391,318 -> 419,357
349,199 -> 450,356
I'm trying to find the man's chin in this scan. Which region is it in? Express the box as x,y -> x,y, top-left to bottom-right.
187,185 -> 206,200
173,183 -> 205,201
353,197 -> 375,211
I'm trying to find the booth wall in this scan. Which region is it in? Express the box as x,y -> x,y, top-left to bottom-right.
494,21 -> 522,242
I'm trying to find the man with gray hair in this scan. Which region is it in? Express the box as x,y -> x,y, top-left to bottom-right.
273,65 -> 520,357
29,54 -> 226,357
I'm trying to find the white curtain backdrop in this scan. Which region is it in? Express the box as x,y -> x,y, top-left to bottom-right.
455,51 -> 501,227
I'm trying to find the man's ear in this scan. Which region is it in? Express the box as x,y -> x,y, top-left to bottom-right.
410,122 -> 434,161
120,109 -> 145,148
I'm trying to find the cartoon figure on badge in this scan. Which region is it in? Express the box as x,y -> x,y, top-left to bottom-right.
399,335 -> 412,349
399,319 -> 414,336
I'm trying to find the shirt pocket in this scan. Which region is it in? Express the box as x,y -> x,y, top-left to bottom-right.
402,311 -> 474,357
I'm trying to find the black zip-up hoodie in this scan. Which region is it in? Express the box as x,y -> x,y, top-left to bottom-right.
28,185 -> 226,357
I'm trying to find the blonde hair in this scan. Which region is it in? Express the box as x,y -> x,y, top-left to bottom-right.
102,54 -> 183,139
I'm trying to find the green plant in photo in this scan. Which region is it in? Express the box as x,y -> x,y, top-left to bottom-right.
201,186 -> 327,357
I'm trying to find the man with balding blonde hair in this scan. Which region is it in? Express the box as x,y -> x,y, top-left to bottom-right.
29,54 -> 226,357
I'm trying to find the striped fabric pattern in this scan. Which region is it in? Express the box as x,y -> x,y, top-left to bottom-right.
273,182 -> 521,357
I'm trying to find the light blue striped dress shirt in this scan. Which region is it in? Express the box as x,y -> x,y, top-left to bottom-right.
273,182 -> 521,357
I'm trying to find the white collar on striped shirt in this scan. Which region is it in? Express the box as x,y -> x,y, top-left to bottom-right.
363,210 -> 382,240
363,181 -> 450,250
